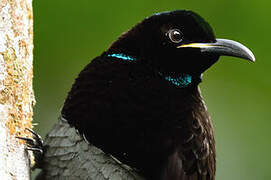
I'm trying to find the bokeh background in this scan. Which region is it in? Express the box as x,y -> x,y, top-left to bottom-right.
32,0 -> 270,179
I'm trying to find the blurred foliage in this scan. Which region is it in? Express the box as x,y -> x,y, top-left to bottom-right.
33,0 -> 270,179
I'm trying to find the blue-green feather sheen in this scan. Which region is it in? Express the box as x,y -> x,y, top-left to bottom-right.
107,53 -> 136,61
164,74 -> 192,87
107,54 -> 192,87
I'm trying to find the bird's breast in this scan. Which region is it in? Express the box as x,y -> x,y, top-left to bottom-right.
62,57 -> 216,179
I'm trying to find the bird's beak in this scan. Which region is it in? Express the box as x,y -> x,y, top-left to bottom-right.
177,39 -> 255,62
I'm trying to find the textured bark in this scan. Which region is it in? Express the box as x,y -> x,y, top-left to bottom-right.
0,0 -> 34,180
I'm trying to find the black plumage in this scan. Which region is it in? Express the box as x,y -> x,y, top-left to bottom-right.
40,10 -> 254,180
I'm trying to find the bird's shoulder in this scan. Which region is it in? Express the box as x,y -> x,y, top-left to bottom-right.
37,118 -> 144,180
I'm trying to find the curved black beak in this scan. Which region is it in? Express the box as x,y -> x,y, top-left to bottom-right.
178,39 -> 255,62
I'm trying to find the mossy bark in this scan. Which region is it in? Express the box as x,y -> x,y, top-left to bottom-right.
0,0 -> 34,179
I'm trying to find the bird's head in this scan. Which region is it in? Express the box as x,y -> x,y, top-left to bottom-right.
107,10 -> 255,86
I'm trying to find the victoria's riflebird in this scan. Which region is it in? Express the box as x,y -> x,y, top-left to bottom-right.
34,10 -> 255,180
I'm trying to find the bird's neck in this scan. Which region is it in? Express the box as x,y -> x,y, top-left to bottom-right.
62,55 -> 216,179
104,52 -> 200,88
172,86 -> 216,180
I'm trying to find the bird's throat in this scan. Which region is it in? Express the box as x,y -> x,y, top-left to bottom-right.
159,72 -> 192,88
107,53 -> 193,88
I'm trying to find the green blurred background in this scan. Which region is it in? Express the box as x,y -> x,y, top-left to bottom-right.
32,0 -> 270,179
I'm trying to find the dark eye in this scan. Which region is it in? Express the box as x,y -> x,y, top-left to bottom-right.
168,29 -> 183,43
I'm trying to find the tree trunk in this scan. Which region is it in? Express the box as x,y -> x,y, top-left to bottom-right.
0,0 -> 34,179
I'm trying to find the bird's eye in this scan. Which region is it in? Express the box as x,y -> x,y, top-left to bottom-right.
168,29 -> 183,43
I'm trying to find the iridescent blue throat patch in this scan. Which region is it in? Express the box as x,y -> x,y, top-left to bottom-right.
107,53 -> 136,61
158,72 -> 192,88
164,74 -> 192,87
107,53 -> 192,88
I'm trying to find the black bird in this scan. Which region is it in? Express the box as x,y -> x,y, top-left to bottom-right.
34,10 -> 255,180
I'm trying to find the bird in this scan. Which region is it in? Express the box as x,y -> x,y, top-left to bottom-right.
30,10 -> 255,180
